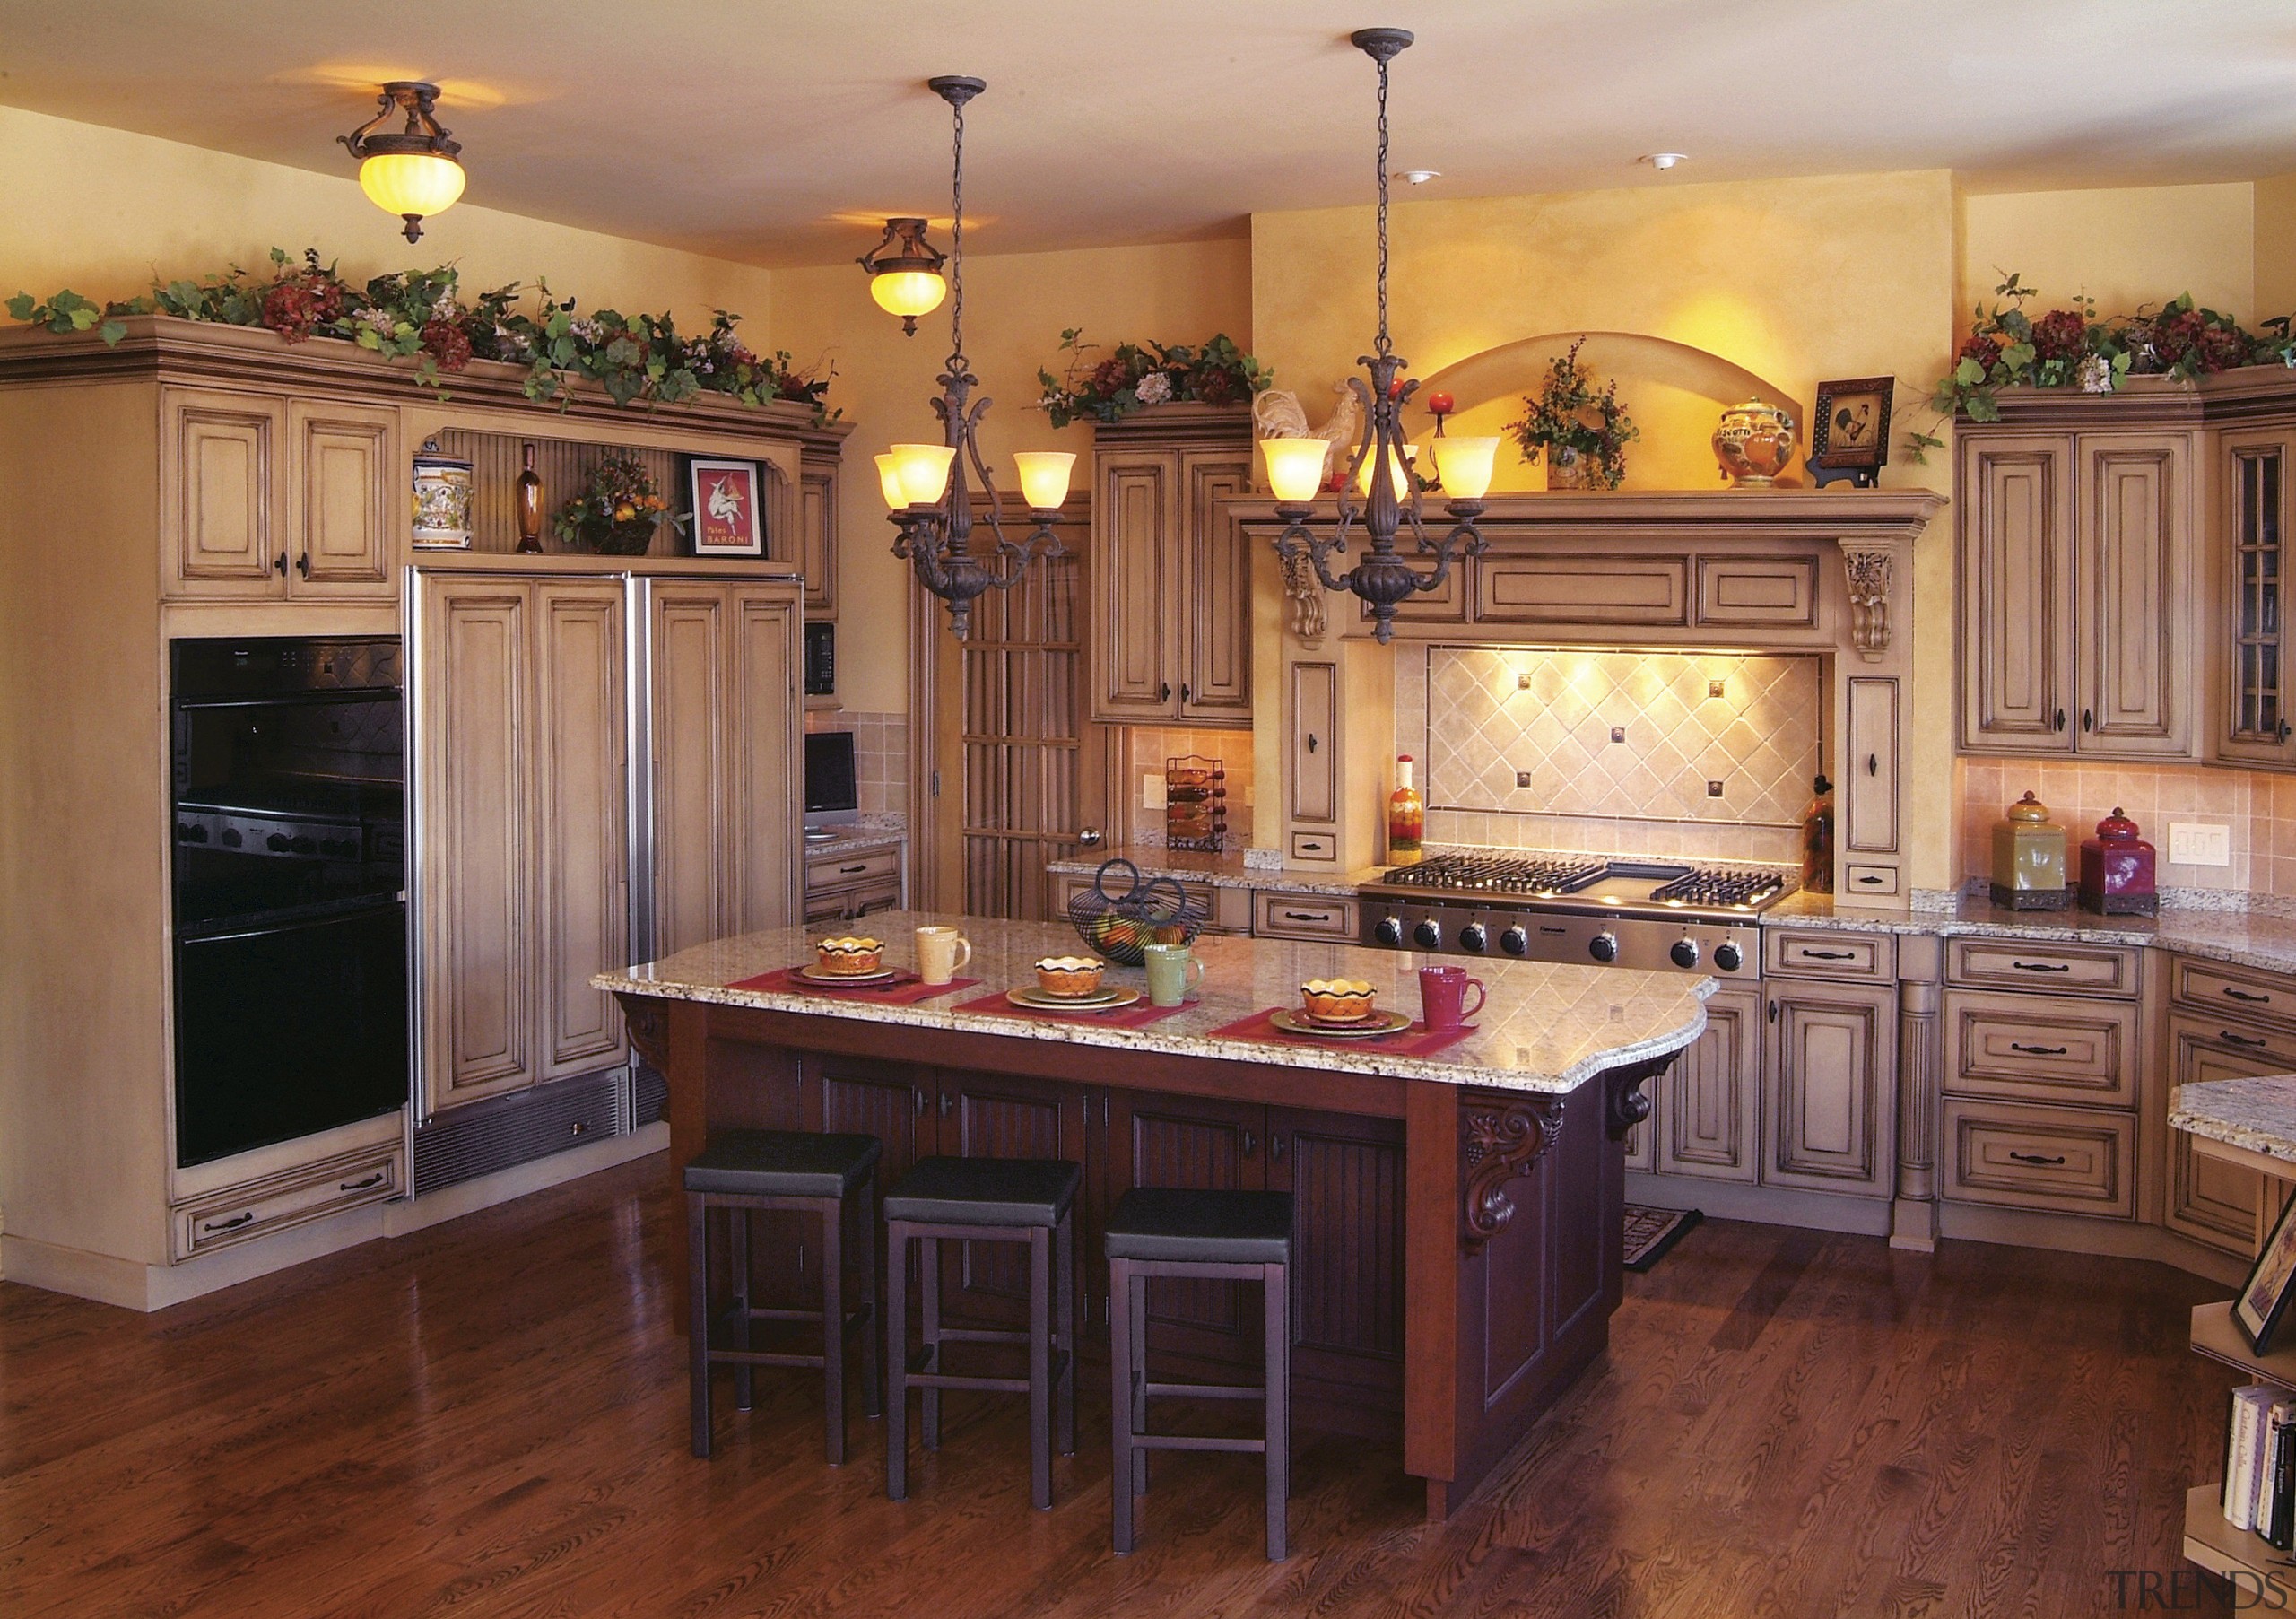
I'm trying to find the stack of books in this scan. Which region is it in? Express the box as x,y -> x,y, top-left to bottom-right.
2226,1383 -> 2296,1547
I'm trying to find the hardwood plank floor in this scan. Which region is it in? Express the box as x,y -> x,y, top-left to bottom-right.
0,1157 -> 2242,1617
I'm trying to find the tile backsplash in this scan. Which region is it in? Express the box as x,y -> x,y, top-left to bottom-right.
1957,757 -> 2296,898
804,708 -> 908,824
1399,645 -> 1821,863
1120,726 -> 1255,848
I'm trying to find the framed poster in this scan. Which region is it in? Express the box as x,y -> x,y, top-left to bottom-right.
688,457 -> 765,557
2239,1185 -> 2296,1353
1809,377 -> 1893,489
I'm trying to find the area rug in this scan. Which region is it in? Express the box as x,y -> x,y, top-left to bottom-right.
1622,1205 -> 1703,1271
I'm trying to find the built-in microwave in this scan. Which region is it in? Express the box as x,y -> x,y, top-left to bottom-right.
804,622 -> 835,696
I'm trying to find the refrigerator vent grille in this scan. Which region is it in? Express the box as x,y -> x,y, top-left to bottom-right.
413,1069 -> 626,1196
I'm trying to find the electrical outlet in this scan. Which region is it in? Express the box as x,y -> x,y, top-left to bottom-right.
1141,773 -> 1163,810
2168,821 -> 2231,866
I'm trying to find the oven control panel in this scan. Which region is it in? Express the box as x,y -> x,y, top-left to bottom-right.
1360,904 -> 1760,977
175,808 -> 365,862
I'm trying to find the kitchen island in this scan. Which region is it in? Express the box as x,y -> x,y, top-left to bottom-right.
601,912 -> 1709,1516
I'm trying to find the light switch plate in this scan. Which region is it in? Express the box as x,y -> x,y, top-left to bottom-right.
2168,821 -> 2231,866
1142,773 -> 1163,810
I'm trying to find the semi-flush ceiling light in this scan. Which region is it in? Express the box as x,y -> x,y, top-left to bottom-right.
858,217 -> 949,335
876,76 -> 1074,640
1639,152 -> 1688,171
1263,29 -> 1492,644
339,82 -> 465,242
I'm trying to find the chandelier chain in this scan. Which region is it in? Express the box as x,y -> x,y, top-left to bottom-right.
1374,49 -> 1391,358
949,92 -> 967,363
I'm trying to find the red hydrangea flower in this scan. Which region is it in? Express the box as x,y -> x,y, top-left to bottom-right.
1955,332 -> 2002,371
2196,323 -> 2253,374
421,318 -> 473,372
2031,309 -> 2087,362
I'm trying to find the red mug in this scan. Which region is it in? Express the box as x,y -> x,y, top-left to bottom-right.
1418,963 -> 1487,1031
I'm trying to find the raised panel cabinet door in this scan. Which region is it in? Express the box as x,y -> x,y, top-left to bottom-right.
724,588 -> 801,936
286,399 -> 398,595
1288,660 -> 1339,829
931,1072 -> 1091,1335
1659,983 -> 1761,1183
533,582 -> 629,1082
162,387 -> 285,596
1106,1090 -> 1268,1372
1842,677 -> 1900,856
2078,433 -> 2194,756
1762,981 -> 1896,1197
1091,451 -> 1178,720
416,577 -> 534,1111
1265,1105 -> 1405,1422
2166,1017 -> 2282,1254
1959,432 -> 2073,752
649,584 -> 730,957
800,466 -> 837,614
1180,450 -> 1255,720
2217,429 -> 2296,766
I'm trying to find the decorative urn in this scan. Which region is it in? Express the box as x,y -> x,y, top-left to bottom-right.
1989,790 -> 2071,910
410,436 -> 474,549
1711,399 -> 1798,488
2078,805 -> 2159,915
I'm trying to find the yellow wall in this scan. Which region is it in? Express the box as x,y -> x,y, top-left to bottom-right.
2257,173 -> 2296,323
772,237 -> 1253,714
1959,183 -> 2256,323
0,103 -> 776,346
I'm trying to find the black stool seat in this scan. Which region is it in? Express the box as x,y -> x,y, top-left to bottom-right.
683,1129 -> 882,1198
883,1155 -> 1080,1226
1105,1188 -> 1293,1265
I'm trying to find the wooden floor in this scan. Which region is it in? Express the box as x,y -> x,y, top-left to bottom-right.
0,1155 -> 2242,1617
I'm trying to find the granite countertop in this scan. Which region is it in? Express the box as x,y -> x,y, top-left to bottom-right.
2170,1076 -> 2296,1169
596,910 -> 1710,1096
1045,847 -> 1372,898
803,826 -> 906,858
1770,891 -> 2296,975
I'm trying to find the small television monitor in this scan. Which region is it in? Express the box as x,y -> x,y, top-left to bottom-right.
804,731 -> 859,824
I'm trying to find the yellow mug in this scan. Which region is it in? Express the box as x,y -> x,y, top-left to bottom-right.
915,925 -> 972,986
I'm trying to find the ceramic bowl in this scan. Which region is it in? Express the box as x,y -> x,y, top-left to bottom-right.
1300,978 -> 1377,1023
813,936 -> 884,975
1035,955 -> 1106,997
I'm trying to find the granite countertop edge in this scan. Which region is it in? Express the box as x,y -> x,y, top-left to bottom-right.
2170,1076 -> 2296,1167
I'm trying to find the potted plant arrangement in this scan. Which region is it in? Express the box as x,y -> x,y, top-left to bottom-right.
1507,336 -> 1638,490
1035,328 -> 1272,428
554,454 -> 675,555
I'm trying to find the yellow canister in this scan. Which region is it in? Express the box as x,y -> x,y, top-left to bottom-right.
1989,790 -> 2071,910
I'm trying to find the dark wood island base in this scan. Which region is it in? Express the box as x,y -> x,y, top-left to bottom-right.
619,991 -> 1671,1518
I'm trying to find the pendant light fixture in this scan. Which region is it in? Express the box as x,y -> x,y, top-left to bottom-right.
876,76 -> 1073,641
858,217 -> 948,335
1262,29 -> 1497,644
339,82 -> 465,242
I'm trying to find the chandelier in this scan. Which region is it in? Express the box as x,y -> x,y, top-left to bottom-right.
857,216 -> 947,335
873,76 -> 1074,641
339,82 -> 465,243
1261,29 -> 1499,644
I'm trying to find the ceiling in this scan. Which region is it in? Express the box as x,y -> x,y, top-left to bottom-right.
4,0 -> 2295,268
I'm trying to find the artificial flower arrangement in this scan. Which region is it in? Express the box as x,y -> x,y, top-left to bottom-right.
1906,270 -> 2296,460
1035,327 -> 1273,428
552,454 -> 678,556
7,248 -> 835,419
1506,335 -> 1639,491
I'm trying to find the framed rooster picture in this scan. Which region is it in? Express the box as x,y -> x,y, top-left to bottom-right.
687,457 -> 765,556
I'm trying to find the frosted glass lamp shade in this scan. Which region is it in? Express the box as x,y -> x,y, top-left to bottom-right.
1261,438 -> 1331,503
359,152 -> 465,225
874,453 -> 908,510
870,269 -> 947,322
1436,436 -> 1500,500
888,443 -> 957,506
1353,442 -> 1419,500
1012,451 -> 1075,510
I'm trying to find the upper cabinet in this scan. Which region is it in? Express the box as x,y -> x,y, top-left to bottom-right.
800,456 -> 839,616
1958,422 -> 2196,759
1090,406 -> 1255,727
2215,423 -> 2296,768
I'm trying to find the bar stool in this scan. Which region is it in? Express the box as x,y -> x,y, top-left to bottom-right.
1106,1186 -> 1295,1561
683,1129 -> 882,1464
883,1154 -> 1079,1509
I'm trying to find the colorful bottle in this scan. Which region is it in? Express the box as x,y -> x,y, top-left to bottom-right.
1387,754 -> 1423,864
1800,774 -> 1834,894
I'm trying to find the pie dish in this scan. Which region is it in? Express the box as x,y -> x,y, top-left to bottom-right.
1300,978 -> 1378,1023
813,936 -> 885,976
1034,955 -> 1106,997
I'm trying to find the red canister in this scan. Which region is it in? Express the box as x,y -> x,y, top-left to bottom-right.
2078,806 -> 2158,916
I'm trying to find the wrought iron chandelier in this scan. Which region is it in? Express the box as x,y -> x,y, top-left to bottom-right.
873,76 -> 1074,641
1262,29 -> 1500,644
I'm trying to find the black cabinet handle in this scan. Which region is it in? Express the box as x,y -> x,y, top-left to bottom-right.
940,1092 -> 954,1119
1270,1135 -> 1287,1163
839,863 -> 866,875
1866,753 -> 1878,777
2011,961 -> 2070,974
1180,683 -> 1192,703
273,552 -> 289,577
1159,682 -> 1171,702
1856,875 -> 1885,886
1283,910 -> 1330,922
2008,1042 -> 2068,1057
1307,733 -> 1319,753
2082,709 -> 2093,733
337,1172 -> 385,1192
1242,1130 -> 1257,1159
2054,707 -> 2066,730
2007,1151 -> 2066,1167
296,553 -> 311,579
2282,718 -> 2292,742
2221,1029 -> 2270,1049
1768,999 -> 1779,1023
1803,948 -> 1857,960
203,1211 -> 255,1233
2225,987 -> 2272,1004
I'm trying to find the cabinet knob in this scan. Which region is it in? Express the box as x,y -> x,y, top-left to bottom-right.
2081,708 -> 2093,733
2053,707 -> 2066,731
1242,1130 -> 1257,1159
1159,682 -> 1171,702
1767,999 -> 1779,1023
1307,733 -> 1319,753
274,552 -> 289,577
2281,719 -> 2292,743
296,553 -> 311,579
1866,753 -> 1878,777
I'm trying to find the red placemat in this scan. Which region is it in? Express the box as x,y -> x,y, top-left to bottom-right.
1206,1008 -> 1477,1058
728,966 -> 979,1005
952,988 -> 1196,1030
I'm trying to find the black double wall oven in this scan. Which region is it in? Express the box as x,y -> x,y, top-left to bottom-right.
170,637 -> 409,1167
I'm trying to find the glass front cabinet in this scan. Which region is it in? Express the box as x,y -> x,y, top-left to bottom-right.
2218,426 -> 2296,768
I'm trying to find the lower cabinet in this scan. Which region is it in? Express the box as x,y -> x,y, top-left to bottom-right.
804,841 -> 905,924
2165,1014 -> 2296,1254
1650,984 -> 1762,1183
1761,979 -> 1897,1197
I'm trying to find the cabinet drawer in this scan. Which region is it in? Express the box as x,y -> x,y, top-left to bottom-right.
1056,874 -> 1244,935
1841,864 -> 1900,897
805,877 -> 902,925
173,1143 -> 403,1260
1475,552 -> 1689,625
1288,831 -> 1337,864
2173,957 -> 2296,1032
1693,553 -> 1818,629
805,847 -> 900,893
1942,1100 -> 2134,1218
1942,988 -> 2141,1108
1252,891 -> 1361,942
1762,927 -> 1895,982
1946,936 -> 2140,998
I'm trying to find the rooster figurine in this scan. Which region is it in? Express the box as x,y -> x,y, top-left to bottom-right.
1250,380 -> 1363,483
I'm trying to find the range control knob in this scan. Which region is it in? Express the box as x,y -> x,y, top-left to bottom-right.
1413,918 -> 1443,950
266,832 -> 291,852
289,835 -> 317,854
1670,938 -> 1701,969
1458,921 -> 1489,953
221,828 -> 243,849
1589,931 -> 1620,964
1499,925 -> 1529,957
1712,940 -> 1744,973
1374,915 -> 1405,947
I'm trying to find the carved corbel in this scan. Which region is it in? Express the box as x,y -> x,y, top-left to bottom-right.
1281,548 -> 1328,647
1605,1061 -> 1659,1139
1837,541 -> 1896,660
620,996 -> 672,1075
1462,1098 -> 1566,1245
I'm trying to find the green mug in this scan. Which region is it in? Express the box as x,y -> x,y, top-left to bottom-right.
1143,941 -> 1205,1007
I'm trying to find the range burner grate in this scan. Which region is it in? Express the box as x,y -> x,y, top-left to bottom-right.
1647,866 -> 1787,910
1378,854 -> 1608,895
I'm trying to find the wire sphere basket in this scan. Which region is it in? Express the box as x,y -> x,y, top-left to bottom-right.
1065,857 -> 1206,966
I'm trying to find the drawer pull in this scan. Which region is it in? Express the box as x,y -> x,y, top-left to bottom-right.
1801,948 -> 1857,961
203,1211 -> 255,1233
2010,961 -> 2070,974
2007,1042 -> 2069,1057
839,863 -> 867,874
2221,1029 -> 2271,1049
337,1172 -> 386,1192
1855,875 -> 1884,886
2007,1151 -> 2066,1167
1283,910 -> 1331,922
2225,987 -> 2273,1005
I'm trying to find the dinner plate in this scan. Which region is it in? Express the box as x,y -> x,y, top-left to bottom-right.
1006,985 -> 1143,1013
793,963 -> 899,986
1270,1007 -> 1414,1040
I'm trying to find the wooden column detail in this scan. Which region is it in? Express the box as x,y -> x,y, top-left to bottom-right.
1461,1097 -> 1566,1246
1837,540 -> 1897,661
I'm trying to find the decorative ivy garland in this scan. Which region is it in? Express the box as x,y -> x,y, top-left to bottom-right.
8,248 -> 835,419
1034,328 -> 1272,429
